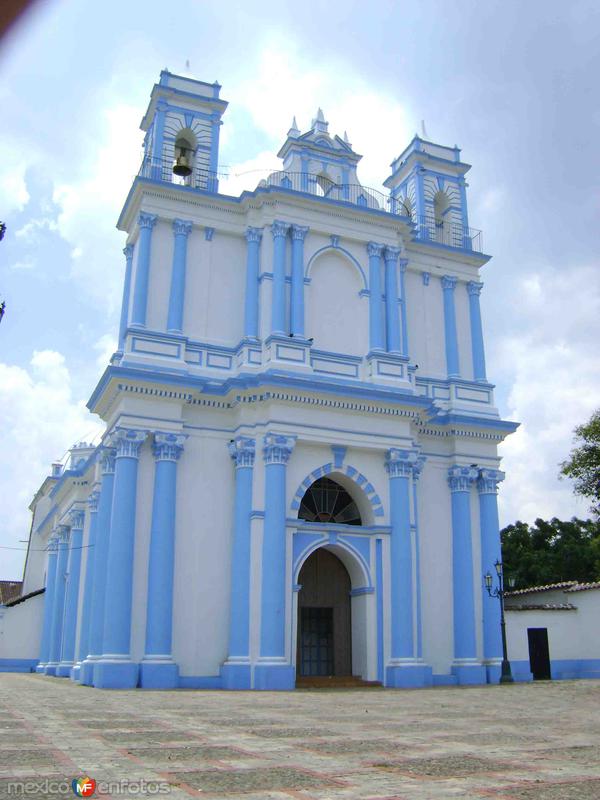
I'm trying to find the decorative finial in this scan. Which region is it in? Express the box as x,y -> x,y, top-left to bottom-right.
420,120 -> 429,139
311,108 -> 328,133
343,130 -> 351,145
287,116 -> 300,138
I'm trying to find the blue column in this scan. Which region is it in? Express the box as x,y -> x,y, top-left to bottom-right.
270,221 -> 289,335
208,113 -> 221,191
290,225 -> 308,337
72,491 -> 99,681
118,245 -> 134,351
56,509 -> 85,677
221,437 -> 256,690
478,469 -> 505,678
384,246 -> 402,353
45,527 -> 69,676
166,219 -> 193,333
130,212 -> 158,328
384,449 -> 431,688
399,258 -> 409,357
36,537 -> 59,672
442,275 -> 460,377
412,458 -> 426,661
448,465 -> 486,684
467,281 -> 487,382
94,428 -> 146,689
80,451 -> 115,685
140,432 -> 186,689
244,227 -> 262,338
151,100 -> 167,179
367,242 -> 384,351
255,433 -> 296,690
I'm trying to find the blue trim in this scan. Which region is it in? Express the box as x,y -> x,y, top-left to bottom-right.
450,489 -> 477,660
376,539 -> 384,683
0,659 -> 39,673
306,245 -> 368,291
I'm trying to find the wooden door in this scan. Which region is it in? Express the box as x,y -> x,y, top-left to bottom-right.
297,549 -> 352,676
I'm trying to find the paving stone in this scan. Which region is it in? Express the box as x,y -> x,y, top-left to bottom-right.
498,778 -> 600,799
103,730 -> 193,743
126,745 -> 256,763
169,766 -> 339,793
372,754 -> 517,777
0,749 -> 57,768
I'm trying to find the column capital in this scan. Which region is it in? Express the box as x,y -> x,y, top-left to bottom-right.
68,509 -> 85,531
123,244 -> 134,260
263,433 -> 296,465
172,218 -> 193,237
385,447 -> 419,478
229,436 -> 256,468
383,246 -> 401,263
271,220 -> 290,239
47,537 -> 59,553
399,257 -> 408,273
109,428 -> 147,460
442,275 -> 458,291
448,465 -> 478,492
367,241 -> 384,257
138,212 -> 158,230
152,432 -> 187,462
291,224 -> 309,241
101,447 -> 116,476
467,280 -> 483,297
56,525 -> 70,545
412,455 -> 427,481
245,226 -> 263,244
477,468 -> 505,494
87,490 -> 100,513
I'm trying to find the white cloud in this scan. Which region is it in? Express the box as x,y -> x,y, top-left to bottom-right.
15,217 -> 58,240
495,264 -> 600,525
52,102 -> 143,311
228,42 -> 413,191
10,258 -> 35,271
0,350 -> 103,579
93,333 -> 118,367
0,137 -> 32,215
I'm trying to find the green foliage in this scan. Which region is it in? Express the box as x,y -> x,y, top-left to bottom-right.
560,409 -> 600,517
501,517 -> 600,589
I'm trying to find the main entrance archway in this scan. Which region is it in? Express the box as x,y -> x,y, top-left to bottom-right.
296,548 -> 352,676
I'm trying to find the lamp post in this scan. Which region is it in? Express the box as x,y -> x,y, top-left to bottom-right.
484,559 -> 515,684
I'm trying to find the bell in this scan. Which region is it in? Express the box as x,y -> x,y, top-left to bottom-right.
173,153 -> 192,177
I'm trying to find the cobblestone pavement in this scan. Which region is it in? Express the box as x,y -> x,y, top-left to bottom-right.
0,674 -> 599,799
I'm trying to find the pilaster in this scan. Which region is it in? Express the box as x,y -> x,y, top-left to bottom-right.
270,220 -> 290,335
255,433 -> 296,690
130,212 -> 158,328
36,537 -> 59,672
448,465 -> 486,684
442,275 -> 460,377
367,242 -> 384,351
94,429 -> 147,689
118,244 -> 134,351
72,491 -> 99,681
243,227 -> 263,340
221,436 -> 256,690
384,246 -> 402,353
290,225 -> 309,337
478,468 -> 505,680
166,219 -> 193,333
56,509 -> 86,677
140,432 -> 187,689
44,526 -> 70,676
467,281 -> 487,382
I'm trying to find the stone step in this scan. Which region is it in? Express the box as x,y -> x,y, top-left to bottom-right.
295,675 -> 382,689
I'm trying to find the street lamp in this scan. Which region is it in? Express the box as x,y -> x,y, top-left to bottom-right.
484,559 -> 516,684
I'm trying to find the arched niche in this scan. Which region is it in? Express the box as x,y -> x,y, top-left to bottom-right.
306,250 -> 368,356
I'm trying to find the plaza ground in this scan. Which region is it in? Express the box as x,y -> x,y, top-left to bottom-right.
1,674 -> 599,799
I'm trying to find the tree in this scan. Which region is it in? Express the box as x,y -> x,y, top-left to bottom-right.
501,517 -> 600,589
561,409 -> 600,517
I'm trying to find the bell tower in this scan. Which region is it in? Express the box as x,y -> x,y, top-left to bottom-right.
384,136 -> 473,249
140,70 -> 228,192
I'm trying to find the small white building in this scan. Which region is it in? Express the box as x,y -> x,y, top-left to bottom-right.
505,581 -> 600,681
1,70 -> 521,690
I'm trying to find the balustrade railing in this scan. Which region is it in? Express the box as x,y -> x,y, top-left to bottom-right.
137,158 -> 482,252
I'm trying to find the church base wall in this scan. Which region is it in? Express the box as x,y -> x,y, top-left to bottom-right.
93,659 -> 139,689
139,660 -> 180,689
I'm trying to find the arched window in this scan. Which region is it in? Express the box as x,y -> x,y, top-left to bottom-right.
315,172 -> 335,196
298,477 -> 362,525
401,197 -> 413,220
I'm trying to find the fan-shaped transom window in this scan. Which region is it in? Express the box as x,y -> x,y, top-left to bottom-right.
298,477 -> 362,526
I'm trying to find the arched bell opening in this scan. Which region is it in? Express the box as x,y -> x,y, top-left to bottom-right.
433,190 -> 451,242
172,129 -> 197,183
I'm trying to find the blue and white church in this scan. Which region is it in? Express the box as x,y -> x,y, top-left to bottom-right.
2,71 -> 518,690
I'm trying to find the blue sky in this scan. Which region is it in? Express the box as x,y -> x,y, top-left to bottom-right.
1,0 -> 599,579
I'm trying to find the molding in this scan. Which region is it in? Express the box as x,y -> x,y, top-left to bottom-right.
290,461 -> 384,518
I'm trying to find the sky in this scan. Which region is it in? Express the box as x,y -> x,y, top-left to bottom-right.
1,0 -> 599,579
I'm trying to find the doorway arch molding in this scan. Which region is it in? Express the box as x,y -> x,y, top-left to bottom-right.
290,462 -> 384,520
293,535 -> 373,593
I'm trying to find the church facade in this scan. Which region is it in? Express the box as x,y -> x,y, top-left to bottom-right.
7,71 -> 518,690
